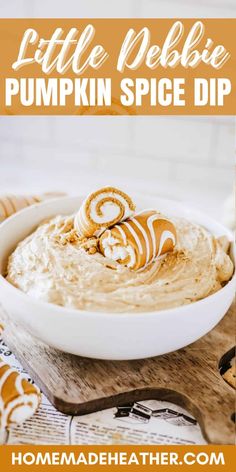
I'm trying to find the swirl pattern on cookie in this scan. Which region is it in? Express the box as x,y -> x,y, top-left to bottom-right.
0,358 -> 41,430
74,187 -> 136,237
99,210 -> 177,270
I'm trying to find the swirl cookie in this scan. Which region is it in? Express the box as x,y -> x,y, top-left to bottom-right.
0,358 -> 41,430
74,187 -> 135,237
99,210 -> 177,271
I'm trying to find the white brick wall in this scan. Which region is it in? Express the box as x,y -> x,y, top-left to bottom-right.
0,0 -> 235,220
0,115 -> 234,219
133,117 -> 213,162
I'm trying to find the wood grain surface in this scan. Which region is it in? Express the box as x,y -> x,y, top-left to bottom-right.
1,303 -> 235,445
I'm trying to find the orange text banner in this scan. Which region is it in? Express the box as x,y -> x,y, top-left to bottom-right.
1,445 -> 236,471
0,19 -> 235,115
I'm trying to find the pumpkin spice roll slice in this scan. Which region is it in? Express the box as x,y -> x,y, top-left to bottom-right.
0,358 -> 41,430
74,186 -> 135,238
99,210 -> 177,271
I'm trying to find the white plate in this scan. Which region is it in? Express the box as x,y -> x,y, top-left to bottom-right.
0,196 -> 235,360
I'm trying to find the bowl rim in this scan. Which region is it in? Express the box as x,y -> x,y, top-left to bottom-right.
0,195 -> 235,321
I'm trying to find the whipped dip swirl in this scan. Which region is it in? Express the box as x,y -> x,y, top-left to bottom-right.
7,215 -> 234,313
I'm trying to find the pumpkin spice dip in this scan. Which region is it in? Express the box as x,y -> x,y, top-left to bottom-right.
6,187 -> 234,313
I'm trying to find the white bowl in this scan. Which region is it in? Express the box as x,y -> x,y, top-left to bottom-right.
0,196 -> 235,360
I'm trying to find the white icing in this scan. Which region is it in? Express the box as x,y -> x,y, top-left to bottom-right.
1,393 -> 39,428
105,245 -> 128,261
146,214 -> 160,262
135,208 -> 157,216
157,230 -> 176,257
90,193 -> 123,224
15,374 -> 24,396
130,218 -> 150,263
102,234 -> 119,248
146,215 -> 176,262
10,404 -> 34,423
123,221 -> 143,254
115,224 -> 127,245
101,234 -> 135,267
100,213 -> 177,270
0,361 -> 40,429
74,189 -> 135,236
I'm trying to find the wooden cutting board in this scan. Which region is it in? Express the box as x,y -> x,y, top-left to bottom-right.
1,304 -> 235,445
